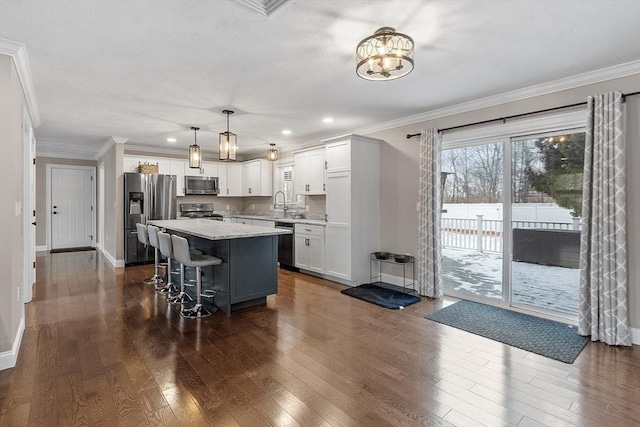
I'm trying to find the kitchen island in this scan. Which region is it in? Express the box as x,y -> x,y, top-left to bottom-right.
150,219 -> 292,314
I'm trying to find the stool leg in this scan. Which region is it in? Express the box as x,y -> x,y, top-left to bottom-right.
151,247 -> 165,290
158,256 -> 178,294
168,262 -> 193,305
181,266 -> 212,318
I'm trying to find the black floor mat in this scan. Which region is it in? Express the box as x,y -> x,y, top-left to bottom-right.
341,283 -> 421,309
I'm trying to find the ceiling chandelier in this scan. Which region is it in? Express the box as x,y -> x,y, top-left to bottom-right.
356,27 -> 414,81
267,143 -> 278,161
188,126 -> 201,169
219,110 -> 237,161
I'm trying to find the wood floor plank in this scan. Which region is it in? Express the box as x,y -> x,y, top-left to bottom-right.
2,250 -> 638,427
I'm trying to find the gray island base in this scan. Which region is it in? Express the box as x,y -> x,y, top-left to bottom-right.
150,219 -> 292,314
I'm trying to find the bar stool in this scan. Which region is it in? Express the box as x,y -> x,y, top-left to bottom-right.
157,231 -> 179,295
135,223 -> 156,285
146,225 -> 166,291
171,234 -> 221,318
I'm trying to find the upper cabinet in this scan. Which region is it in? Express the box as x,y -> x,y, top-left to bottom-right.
218,163 -> 243,197
294,147 -> 326,195
201,161 -> 218,177
242,159 -> 272,196
169,160 -> 187,196
325,140 -> 351,174
123,155 -> 171,175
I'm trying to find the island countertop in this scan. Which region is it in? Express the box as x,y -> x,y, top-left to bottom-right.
150,219 -> 292,241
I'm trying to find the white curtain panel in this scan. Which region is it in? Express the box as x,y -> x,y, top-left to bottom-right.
417,129 -> 442,298
578,91 -> 631,346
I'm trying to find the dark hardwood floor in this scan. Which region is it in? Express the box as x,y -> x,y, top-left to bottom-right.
1,251 -> 639,426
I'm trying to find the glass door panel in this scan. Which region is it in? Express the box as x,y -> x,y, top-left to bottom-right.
510,132 -> 585,316
441,143 -> 504,301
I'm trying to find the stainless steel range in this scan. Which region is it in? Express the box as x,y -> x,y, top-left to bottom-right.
179,203 -> 224,221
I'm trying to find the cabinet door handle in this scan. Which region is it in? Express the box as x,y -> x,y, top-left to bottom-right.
323,183 -> 326,191
305,228 -> 311,232
325,161 -> 328,169
306,238 -> 309,246
227,188 -> 229,195
249,188 -> 252,194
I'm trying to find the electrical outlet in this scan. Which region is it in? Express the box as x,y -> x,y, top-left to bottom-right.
15,201 -> 22,216
16,286 -> 20,302
416,201 -> 420,211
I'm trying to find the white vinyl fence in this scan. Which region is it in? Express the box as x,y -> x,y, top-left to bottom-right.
441,216 -> 579,253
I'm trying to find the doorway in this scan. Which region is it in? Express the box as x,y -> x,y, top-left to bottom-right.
47,165 -> 96,250
22,107 -> 36,303
441,123 -> 586,320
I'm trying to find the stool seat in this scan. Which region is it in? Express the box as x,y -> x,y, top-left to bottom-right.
157,231 -> 179,295
171,234 -> 221,318
136,223 -> 157,285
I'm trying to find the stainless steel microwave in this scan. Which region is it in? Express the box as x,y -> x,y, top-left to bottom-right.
184,175 -> 220,195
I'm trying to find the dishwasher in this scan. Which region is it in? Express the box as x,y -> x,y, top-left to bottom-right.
275,222 -> 296,270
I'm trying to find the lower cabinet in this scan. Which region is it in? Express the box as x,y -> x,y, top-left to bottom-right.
324,224 -> 351,280
294,224 -> 325,273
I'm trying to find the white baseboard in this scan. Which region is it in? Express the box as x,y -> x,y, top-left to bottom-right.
35,245 -> 47,252
0,317 -> 25,370
632,327 -> 640,346
102,249 -> 124,268
296,268 -> 355,287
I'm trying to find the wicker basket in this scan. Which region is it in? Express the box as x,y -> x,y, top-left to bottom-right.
138,162 -> 159,174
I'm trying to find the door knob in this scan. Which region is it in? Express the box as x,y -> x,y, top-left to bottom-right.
31,222 -> 37,226
53,205 -> 57,208
53,212 -> 58,215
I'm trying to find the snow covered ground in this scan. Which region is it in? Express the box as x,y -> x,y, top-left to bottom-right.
442,248 -> 579,315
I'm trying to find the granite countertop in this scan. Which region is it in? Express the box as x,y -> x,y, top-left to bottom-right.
150,219 -> 292,241
229,215 -> 327,226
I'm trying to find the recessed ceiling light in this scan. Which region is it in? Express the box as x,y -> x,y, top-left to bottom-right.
167,137 -> 177,143
282,130 -> 292,135
322,117 -> 334,123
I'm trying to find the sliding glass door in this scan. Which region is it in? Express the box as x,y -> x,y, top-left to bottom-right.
441,142 -> 504,301
441,129 -> 585,319
510,131 -> 585,316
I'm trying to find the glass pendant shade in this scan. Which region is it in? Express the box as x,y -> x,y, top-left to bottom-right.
219,132 -> 237,161
189,144 -> 201,168
267,143 -> 278,161
188,126 -> 201,169
219,110 -> 237,161
356,27 -> 414,81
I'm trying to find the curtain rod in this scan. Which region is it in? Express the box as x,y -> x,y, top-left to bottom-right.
405,90 -> 640,139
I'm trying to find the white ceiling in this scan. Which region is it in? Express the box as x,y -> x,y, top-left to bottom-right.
1,0 -> 639,159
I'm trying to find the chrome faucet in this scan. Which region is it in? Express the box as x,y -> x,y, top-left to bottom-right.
274,191 -> 287,213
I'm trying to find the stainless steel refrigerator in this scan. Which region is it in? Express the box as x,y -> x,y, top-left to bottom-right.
124,173 -> 177,265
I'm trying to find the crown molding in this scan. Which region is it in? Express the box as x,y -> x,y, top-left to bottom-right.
353,60 -> 640,136
95,136 -> 128,160
233,0 -> 289,15
0,38 -> 41,127
124,143 -> 189,157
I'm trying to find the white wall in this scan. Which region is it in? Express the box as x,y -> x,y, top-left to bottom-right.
367,74 -> 640,330
0,54 -> 29,358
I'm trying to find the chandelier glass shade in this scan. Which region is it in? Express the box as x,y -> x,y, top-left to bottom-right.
219,110 -> 237,161
356,27 -> 414,81
188,126 -> 201,169
267,143 -> 278,161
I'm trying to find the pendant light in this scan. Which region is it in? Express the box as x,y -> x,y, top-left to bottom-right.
267,143 -> 278,161
188,126 -> 201,169
219,110 -> 237,161
356,27 -> 414,81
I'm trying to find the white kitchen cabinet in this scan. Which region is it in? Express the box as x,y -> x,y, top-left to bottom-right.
169,160 -> 186,196
294,224 -> 325,273
242,159 -> 272,196
124,155 -> 170,174
251,219 -> 276,228
323,134 -> 381,285
201,161 -> 218,177
325,140 -> 351,173
294,147 -> 325,195
218,163 -> 243,197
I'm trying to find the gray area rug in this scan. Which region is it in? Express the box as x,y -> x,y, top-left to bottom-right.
425,300 -> 589,363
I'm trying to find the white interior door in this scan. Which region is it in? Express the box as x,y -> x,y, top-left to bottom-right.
51,167 -> 94,249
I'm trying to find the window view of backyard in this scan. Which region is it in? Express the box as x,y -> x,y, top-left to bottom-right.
441,132 -> 585,316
